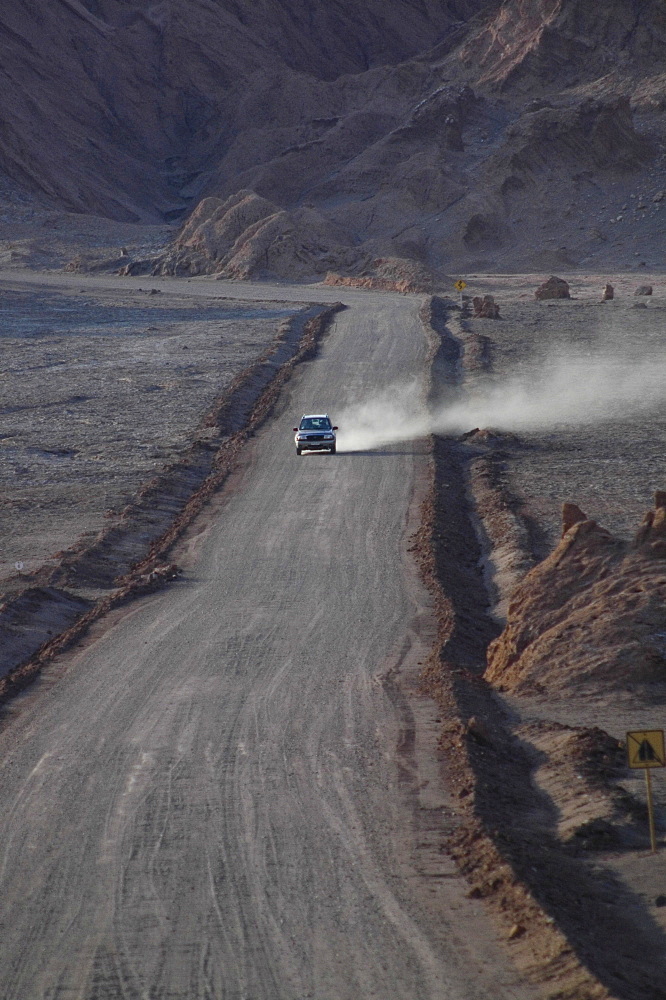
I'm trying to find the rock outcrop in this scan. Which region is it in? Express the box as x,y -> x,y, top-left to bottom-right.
325,255 -> 433,292
472,294 -> 500,317
486,495 -> 666,695
535,276 -> 570,300
126,190 -> 360,281
560,502 -> 587,535
634,285 -> 653,296
601,283 -> 614,301
460,0 -> 666,92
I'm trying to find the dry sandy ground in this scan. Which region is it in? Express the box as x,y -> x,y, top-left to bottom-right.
2,260 -> 666,997
0,275 -> 299,583
438,274 -> 666,998
461,272 -> 666,549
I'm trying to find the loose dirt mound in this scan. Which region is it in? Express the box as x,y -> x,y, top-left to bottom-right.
324,256 -> 433,293
486,493 -> 666,695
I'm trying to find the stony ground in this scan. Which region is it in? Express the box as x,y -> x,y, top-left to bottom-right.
461,273 -> 666,552
2,254 -> 666,997
446,274 -> 666,998
0,274 -> 298,582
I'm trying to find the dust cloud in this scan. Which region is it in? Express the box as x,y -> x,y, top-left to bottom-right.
336,350 -> 666,452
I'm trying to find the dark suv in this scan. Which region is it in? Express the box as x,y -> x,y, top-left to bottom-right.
293,414 -> 338,455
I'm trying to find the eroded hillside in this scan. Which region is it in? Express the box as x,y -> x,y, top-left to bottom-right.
1,1 -> 665,280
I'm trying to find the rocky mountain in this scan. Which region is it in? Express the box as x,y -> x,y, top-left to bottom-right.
2,0 -> 665,279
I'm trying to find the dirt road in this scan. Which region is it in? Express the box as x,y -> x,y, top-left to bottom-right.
0,277 -> 533,999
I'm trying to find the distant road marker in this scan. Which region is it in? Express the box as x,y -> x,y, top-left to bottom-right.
454,279 -> 467,308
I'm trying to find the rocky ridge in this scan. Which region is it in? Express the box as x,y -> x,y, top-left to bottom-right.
1,1 -> 665,280
486,494 -> 666,695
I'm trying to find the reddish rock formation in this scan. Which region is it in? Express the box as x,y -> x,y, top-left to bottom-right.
460,0 -> 666,92
561,501 -> 587,535
472,294 -> 500,318
535,276 -> 570,300
485,494 -> 666,694
601,283 -> 614,301
633,492 -> 666,555
125,190 -> 360,281
324,255 -> 432,293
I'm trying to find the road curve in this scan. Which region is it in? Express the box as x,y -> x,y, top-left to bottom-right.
0,277 -> 533,999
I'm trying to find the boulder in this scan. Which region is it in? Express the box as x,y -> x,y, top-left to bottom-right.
465,716 -> 493,746
634,284 -> 653,295
472,294 -> 500,318
601,283 -> 614,301
535,275 -> 570,300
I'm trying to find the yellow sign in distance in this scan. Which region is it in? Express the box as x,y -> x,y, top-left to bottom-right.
626,729 -> 666,769
454,280 -> 467,291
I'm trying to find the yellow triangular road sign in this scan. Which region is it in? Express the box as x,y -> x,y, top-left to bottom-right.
627,730 -> 665,769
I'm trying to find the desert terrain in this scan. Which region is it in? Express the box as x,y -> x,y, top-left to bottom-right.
2,261 -> 665,999
2,1 -> 666,998
0,277 -> 300,582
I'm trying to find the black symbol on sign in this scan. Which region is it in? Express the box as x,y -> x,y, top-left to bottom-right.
639,739 -> 658,762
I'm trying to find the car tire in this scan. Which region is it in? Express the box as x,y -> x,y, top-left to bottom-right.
330,445 -> 336,454
296,447 -> 302,455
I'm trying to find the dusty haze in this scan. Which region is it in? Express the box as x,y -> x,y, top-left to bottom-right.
338,340 -> 666,451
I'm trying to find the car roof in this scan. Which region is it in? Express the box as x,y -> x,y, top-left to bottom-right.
301,413 -> 330,419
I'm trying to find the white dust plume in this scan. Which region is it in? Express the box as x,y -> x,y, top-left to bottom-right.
335,350 -> 666,452
335,379 -> 430,452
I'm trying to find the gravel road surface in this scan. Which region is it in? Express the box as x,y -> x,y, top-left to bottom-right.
0,277 -> 532,999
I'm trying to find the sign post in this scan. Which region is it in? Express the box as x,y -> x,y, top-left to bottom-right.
626,729 -> 665,853
454,279 -> 467,308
